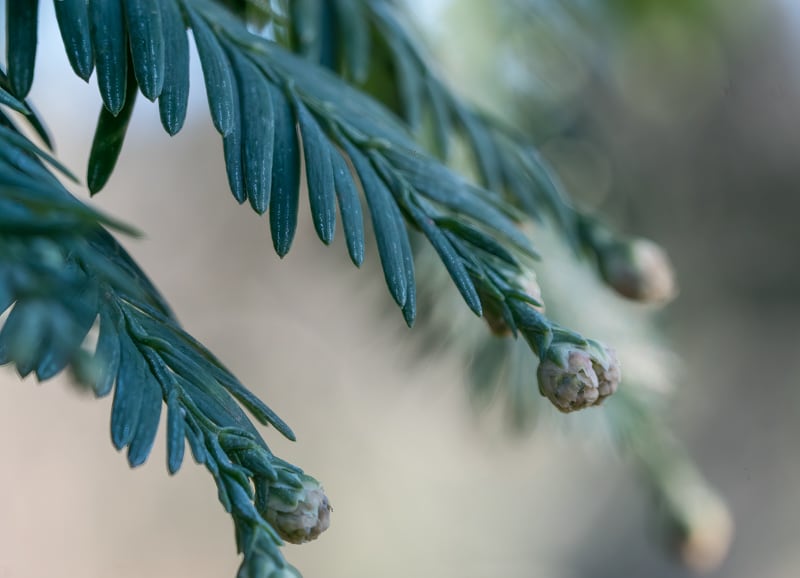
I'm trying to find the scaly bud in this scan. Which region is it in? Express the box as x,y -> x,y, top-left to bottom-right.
263,475 -> 331,544
660,471 -> 734,573
536,341 -> 621,412
598,238 -> 677,304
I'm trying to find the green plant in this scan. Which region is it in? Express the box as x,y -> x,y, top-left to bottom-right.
0,1 -> 731,576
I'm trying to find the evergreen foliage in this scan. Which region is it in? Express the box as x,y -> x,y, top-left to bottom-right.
0,1 -> 730,576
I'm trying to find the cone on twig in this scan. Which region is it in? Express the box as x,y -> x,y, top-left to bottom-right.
536,340 -> 621,412
597,238 -> 677,305
263,475 -> 332,544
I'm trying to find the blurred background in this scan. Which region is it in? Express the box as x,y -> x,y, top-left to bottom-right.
1,1 -> 798,577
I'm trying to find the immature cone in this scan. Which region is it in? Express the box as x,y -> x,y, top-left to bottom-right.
264,475 -> 331,544
660,472 -> 734,573
598,238 -> 677,304
536,341 -> 621,412
673,495 -> 733,573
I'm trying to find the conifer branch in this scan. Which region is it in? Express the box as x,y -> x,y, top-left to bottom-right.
0,119 -> 326,577
0,2 -> 719,576
3,0 -> 625,409
274,0 -> 678,305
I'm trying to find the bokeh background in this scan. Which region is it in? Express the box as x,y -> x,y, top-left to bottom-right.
1,1 -> 798,577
